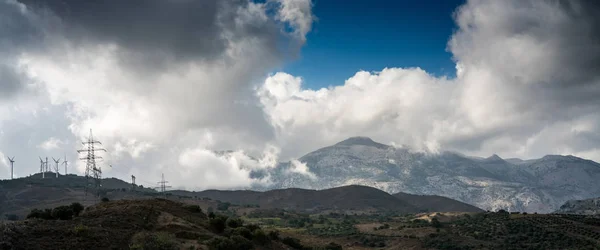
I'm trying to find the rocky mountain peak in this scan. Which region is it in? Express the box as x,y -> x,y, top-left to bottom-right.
334,136 -> 389,149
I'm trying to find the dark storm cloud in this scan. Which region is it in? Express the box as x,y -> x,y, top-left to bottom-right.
0,0 -> 44,98
16,0 -> 281,72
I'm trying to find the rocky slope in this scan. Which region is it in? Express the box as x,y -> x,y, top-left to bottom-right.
555,197 -> 600,215
256,137 -> 600,213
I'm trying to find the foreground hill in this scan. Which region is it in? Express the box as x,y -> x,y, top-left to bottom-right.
259,137 -> 600,213
555,197 -> 600,215
0,199 -> 297,250
392,192 -> 483,213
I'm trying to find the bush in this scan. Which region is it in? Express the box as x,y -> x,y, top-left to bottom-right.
101,197 -> 110,202
209,215 -> 228,233
185,205 -> 202,213
27,208 -> 53,220
244,224 -> 260,232
324,242 -> 343,250
268,230 -> 280,240
206,236 -> 252,250
226,217 -> 244,228
130,232 -> 180,250
52,205 -> 74,220
70,202 -> 85,216
233,227 -> 252,240
282,237 -> 303,249
252,229 -> 269,245
431,218 -> 442,228
72,224 -> 89,237
4,214 -> 18,221
217,202 -> 230,211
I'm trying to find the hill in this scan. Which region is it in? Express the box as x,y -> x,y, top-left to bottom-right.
260,136 -> 600,213
555,197 -> 600,215
392,192 -> 483,213
0,199 -> 296,250
180,185 -> 417,213
181,185 -> 481,214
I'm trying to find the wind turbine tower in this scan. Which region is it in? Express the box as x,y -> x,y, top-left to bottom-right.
52,157 -> 60,178
63,153 -> 68,175
7,156 -> 15,179
131,175 -> 136,191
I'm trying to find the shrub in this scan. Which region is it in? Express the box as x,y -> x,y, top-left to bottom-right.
206,236 -> 252,250
431,218 -> 442,228
72,224 -> 90,237
130,231 -> 180,250
27,208 -> 53,220
101,197 -> 110,202
282,237 -> 303,249
52,205 -> 74,220
324,242 -> 343,250
252,229 -> 269,245
4,214 -> 18,221
268,230 -> 280,240
70,202 -> 85,216
184,205 -> 202,213
217,202 -> 230,211
233,227 -> 252,240
244,224 -> 260,232
226,217 -> 244,228
209,215 -> 228,233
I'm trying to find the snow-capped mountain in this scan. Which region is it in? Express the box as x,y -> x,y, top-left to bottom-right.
255,137 -> 600,213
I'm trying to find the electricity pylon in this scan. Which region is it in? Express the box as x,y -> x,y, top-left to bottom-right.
156,173 -> 171,198
77,129 -> 107,199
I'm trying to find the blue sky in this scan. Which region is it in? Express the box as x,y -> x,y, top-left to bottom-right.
281,0 -> 465,89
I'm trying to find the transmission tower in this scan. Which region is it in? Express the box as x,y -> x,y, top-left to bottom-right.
52,157 -> 60,178
77,129 -> 107,198
156,173 -> 171,198
7,156 -> 15,179
62,153 -> 68,175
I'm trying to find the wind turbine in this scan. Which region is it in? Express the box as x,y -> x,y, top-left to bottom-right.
62,153 -> 68,175
7,156 -> 15,179
39,157 -> 45,179
52,157 -> 60,178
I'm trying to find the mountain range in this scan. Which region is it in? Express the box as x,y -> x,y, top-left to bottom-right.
247,136 -> 600,213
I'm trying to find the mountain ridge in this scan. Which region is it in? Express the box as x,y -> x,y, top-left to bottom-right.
259,136 -> 600,213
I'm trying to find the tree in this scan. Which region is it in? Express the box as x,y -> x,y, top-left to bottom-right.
70,202 -> 85,216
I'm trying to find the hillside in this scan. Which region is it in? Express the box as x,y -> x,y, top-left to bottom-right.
182,185 -> 419,213
392,192 -> 483,213
260,137 -> 600,213
555,197 -> 600,215
0,174 -> 158,220
0,199 -> 296,250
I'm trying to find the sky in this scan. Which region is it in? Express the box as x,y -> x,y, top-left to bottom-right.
1,0 -> 600,190
283,0 -> 464,88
